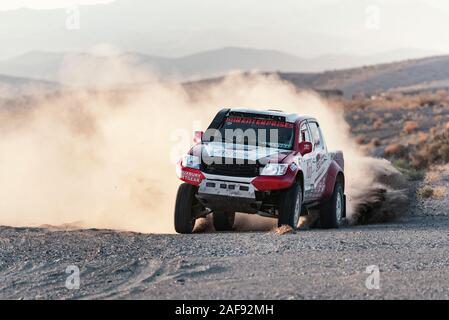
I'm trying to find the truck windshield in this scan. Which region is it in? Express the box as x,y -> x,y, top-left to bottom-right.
212,116 -> 295,150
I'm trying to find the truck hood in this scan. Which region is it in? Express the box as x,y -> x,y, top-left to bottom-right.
199,142 -> 291,164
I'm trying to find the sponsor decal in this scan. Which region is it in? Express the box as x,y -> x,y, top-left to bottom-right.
306,162 -> 312,179
181,170 -> 203,184
289,162 -> 298,172
226,117 -> 294,128
316,176 -> 326,194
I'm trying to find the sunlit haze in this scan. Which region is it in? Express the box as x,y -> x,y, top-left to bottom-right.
1,0 -> 449,63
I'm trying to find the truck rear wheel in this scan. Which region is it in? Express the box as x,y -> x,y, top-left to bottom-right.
213,211 -> 235,231
278,182 -> 302,229
319,179 -> 345,229
174,183 -> 198,234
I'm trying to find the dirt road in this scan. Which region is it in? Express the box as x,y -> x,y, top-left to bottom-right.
1,192 -> 448,300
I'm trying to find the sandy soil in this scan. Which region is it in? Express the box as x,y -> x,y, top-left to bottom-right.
1,182 -> 448,300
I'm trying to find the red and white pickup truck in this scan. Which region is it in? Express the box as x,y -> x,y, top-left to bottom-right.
175,108 -> 346,233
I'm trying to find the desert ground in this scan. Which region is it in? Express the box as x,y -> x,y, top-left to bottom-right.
2,63 -> 449,299
1,94 -> 449,299
3,0 -> 449,301
0,190 -> 448,300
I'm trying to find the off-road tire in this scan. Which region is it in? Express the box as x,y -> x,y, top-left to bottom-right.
174,183 -> 198,234
319,179 -> 345,229
278,182 -> 303,229
213,211 -> 235,231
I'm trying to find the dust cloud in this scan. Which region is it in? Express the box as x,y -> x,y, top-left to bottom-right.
0,58 -> 407,233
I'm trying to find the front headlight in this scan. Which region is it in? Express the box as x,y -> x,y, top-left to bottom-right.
260,163 -> 288,176
181,155 -> 201,169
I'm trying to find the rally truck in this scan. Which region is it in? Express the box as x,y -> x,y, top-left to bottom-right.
174,108 -> 346,233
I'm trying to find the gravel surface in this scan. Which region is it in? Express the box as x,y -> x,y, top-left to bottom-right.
1,207 -> 449,300
0,168 -> 447,300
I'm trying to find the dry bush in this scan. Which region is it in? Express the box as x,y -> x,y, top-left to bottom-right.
425,171 -> 440,184
411,127 -> 449,169
418,186 -> 434,199
418,185 -> 446,199
384,143 -> 407,158
343,90 -> 449,111
416,92 -> 442,106
344,97 -> 367,110
417,132 -> 429,144
430,127 -> 438,135
372,118 -> 383,129
408,169 -> 425,181
355,136 -> 367,145
371,138 -> 381,146
393,159 -> 411,170
433,186 -> 447,199
440,144 -> 449,160
344,90 -> 449,172
435,90 -> 449,101
393,159 -> 424,181
411,154 -> 427,169
403,121 -> 419,134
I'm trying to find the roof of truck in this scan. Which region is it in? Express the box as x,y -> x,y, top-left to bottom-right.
228,108 -> 311,123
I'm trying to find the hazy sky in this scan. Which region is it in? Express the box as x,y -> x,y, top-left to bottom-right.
1,0 -> 448,11
1,0 -> 449,59
0,0 -> 115,11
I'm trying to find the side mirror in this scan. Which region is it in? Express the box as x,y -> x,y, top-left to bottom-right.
193,131 -> 204,144
298,141 -> 313,156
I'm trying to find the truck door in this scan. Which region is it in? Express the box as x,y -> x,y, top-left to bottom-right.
299,122 -> 314,202
308,121 -> 329,198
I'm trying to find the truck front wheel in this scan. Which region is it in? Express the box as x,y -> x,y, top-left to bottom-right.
278,182 -> 302,229
174,183 -> 198,234
213,211 -> 235,231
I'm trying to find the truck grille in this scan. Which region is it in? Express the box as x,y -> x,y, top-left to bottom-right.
202,158 -> 259,178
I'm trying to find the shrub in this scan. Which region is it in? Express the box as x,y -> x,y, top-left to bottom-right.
418,186 -> 434,199
372,119 -> 383,129
371,138 -> 381,146
445,122 -> 449,131
411,154 -> 428,169
408,169 -> 425,181
403,121 -> 419,134
384,143 -> 407,158
393,159 -> 411,170
355,136 -> 367,145
425,171 -> 440,184
433,186 -> 447,199
394,159 -> 424,180
417,132 -> 429,144
411,127 -> 449,169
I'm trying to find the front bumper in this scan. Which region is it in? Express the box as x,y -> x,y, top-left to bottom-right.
198,178 -> 256,199
178,166 -> 297,214
196,173 -> 260,213
177,164 -> 297,192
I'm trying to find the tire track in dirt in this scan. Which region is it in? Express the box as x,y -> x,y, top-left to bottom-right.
81,258 -> 226,299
